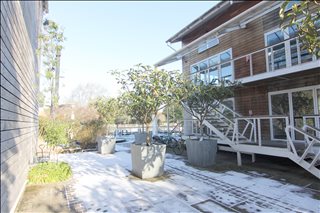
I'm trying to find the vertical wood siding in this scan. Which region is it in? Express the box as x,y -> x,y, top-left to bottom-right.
0,1 -> 43,212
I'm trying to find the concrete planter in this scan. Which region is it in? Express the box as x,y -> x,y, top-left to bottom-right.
134,133 -> 147,145
186,139 -> 217,167
131,143 -> 166,179
97,136 -> 116,155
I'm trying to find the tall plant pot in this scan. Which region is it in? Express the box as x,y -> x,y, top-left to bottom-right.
131,143 -> 166,179
134,133 -> 147,145
186,139 -> 217,167
134,132 -> 152,145
97,136 -> 116,154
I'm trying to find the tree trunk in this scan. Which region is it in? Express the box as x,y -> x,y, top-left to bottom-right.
50,79 -> 55,119
146,124 -> 151,146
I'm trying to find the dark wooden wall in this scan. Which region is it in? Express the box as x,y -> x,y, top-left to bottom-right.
1,1 -> 43,212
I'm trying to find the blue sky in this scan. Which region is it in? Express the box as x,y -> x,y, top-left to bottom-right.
46,1 -> 217,103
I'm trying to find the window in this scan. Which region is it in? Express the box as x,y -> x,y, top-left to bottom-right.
284,1 -> 301,12
197,37 -> 220,53
190,49 -> 233,84
264,24 -> 317,72
191,65 -> 198,74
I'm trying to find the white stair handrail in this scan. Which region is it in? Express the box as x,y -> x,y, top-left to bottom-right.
286,125 -> 320,161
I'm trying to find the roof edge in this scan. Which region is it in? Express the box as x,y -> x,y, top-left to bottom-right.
166,1 -> 232,44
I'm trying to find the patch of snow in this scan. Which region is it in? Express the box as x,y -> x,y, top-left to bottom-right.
59,146 -> 319,213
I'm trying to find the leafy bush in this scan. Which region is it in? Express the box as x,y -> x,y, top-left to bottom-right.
28,162 -> 72,184
39,117 -> 69,147
74,119 -> 104,149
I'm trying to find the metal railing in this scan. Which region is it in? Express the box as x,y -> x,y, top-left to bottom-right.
285,125 -> 320,165
234,116 -> 289,147
188,34 -> 319,83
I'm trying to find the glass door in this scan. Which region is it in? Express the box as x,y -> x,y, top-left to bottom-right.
292,90 -> 314,140
270,93 -> 289,140
269,87 -> 320,140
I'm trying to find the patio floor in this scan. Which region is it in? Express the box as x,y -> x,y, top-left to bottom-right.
58,142 -> 320,213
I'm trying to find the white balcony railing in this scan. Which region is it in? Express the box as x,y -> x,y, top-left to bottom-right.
189,35 -> 319,84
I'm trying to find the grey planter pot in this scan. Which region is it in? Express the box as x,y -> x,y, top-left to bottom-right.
131,143 -> 166,179
134,132 -> 152,145
97,136 -> 116,154
186,139 -> 217,167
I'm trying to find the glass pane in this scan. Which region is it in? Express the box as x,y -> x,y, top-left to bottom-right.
220,51 -> 231,63
200,71 -> 206,83
222,99 -> 234,119
292,90 -> 314,117
221,62 -> 232,82
208,67 -> 218,84
267,30 -> 284,46
273,43 -> 286,70
290,39 -> 299,66
300,44 -> 313,63
209,56 -> 219,67
292,90 -> 314,140
199,61 -> 208,71
271,93 -> 289,139
318,89 -> 320,113
191,65 -> 198,74
285,1 -> 301,11
288,25 -> 298,38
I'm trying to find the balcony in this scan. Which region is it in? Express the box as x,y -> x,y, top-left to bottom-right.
189,35 -> 320,84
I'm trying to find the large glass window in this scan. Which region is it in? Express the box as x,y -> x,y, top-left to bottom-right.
265,23 -> 317,72
190,49 -> 233,84
266,30 -> 286,71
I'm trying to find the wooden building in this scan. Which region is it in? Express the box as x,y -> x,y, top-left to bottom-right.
156,1 -> 320,178
1,1 -> 47,212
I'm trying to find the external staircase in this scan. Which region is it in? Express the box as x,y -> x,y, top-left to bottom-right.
183,102 -> 320,179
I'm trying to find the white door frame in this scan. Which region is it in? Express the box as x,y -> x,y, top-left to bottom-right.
268,85 -> 320,140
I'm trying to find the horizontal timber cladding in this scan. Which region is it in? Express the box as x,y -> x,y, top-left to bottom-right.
181,1 -> 261,45
182,2 -> 319,79
182,8 -> 267,77
0,1 -> 43,212
234,68 -> 320,116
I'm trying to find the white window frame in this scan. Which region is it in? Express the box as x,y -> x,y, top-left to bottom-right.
190,48 -> 234,84
264,19 -> 318,72
268,85 -> 320,141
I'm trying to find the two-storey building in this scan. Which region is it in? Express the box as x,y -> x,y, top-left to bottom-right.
156,1 -> 320,178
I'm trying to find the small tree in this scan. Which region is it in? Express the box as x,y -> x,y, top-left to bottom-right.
39,116 -> 69,159
38,19 -> 66,118
279,0 -> 320,57
92,97 -> 120,135
181,79 -> 239,140
113,64 -> 184,145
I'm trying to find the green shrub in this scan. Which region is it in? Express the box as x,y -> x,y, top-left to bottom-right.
74,119 -> 104,149
28,162 -> 72,184
39,117 -> 69,147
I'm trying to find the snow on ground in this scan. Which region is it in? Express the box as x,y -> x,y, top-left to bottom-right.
60,141 -> 319,213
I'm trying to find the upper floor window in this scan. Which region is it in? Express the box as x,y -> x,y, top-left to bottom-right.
284,1 -> 301,12
197,37 -> 220,53
190,49 -> 233,84
265,24 -> 317,72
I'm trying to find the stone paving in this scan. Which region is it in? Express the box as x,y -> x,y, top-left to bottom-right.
57,143 -> 319,213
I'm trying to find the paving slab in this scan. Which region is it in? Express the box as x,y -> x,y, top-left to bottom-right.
15,182 -> 70,213
57,142 -> 319,213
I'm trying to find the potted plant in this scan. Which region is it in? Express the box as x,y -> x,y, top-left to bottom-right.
113,64 -> 183,179
92,97 -> 119,154
181,79 -> 238,167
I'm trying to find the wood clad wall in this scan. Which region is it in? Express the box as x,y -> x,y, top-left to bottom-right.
1,1 -> 43,212
181,2 -> 320,117
181,6 -> 267,78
